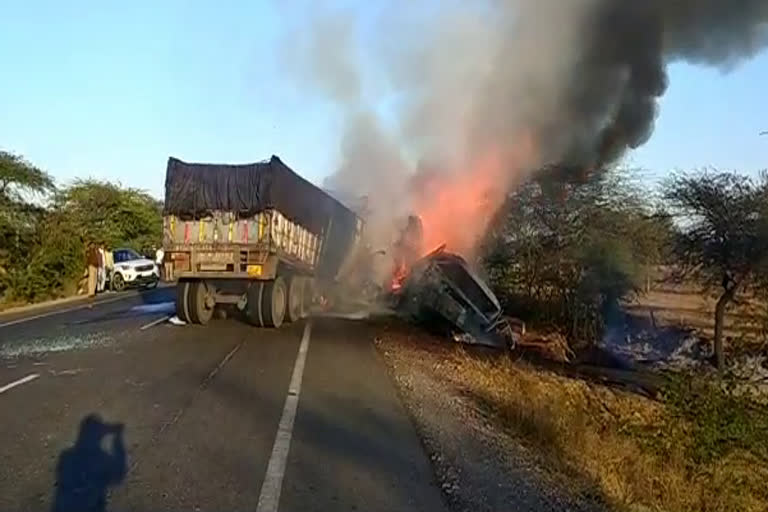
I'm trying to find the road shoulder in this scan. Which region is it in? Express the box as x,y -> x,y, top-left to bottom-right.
375,320 -> 607,512
0,293 -> 92,316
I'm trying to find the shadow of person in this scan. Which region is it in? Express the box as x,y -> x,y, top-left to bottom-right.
51,414 -> 127,512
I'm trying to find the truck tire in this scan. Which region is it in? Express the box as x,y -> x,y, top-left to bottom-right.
176,280 -> 192,323
300,278 -> 314,318
189,280 -> 215,325
286,276 -> 303,323
246,282 -> 264,327
261,277 -> 287,328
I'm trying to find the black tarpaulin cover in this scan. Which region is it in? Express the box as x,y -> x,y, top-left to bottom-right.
164,155 -> 360,279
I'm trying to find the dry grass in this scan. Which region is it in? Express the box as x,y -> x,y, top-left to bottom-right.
456,354 -> 768,512
378,323 -> 768,512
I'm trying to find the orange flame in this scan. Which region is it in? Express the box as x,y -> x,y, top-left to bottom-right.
391,262 -> 408,291
411,133 -> 536,258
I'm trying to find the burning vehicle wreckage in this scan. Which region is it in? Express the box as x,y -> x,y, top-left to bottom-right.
331,211 -> 522,351
391,243 -> 521,350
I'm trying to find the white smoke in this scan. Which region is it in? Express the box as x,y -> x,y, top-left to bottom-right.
277,0 -> 768,258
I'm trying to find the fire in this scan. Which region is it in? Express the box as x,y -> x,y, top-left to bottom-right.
386,133 -> 536,293
390,262 -> 408,291
390,215 -> 424,291
411,134 -> 536,258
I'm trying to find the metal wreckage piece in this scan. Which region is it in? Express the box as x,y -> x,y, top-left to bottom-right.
393,245 -> 520,350
325,204 -> 520,348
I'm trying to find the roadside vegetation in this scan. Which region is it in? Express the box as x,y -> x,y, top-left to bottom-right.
380,324 -> 768,512
483,167 -> 673,347
474,165 -> 768,510
461,348 -> 768,511
0,150 -> 162,307
483,165 -> 768,369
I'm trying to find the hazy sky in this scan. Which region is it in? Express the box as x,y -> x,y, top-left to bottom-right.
1,1 -> 766,199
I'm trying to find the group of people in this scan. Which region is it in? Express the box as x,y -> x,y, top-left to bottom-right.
86,244 -> 114,298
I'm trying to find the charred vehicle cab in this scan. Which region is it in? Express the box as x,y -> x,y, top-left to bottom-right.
394,245 -> 517,349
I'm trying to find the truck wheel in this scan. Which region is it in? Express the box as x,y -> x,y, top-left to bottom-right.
286,276 -> 303,323
261,277 -> 287,328
176,280 -> 192,323
300,278 -> 314,318
246,282 -> 264,327
189,280 -> 215,325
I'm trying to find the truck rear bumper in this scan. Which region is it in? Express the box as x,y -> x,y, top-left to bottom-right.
169,271 -> 272,280
163,250 -> 314,282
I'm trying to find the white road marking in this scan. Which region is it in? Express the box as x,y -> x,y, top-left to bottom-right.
139,315 -> 171,331
0,294 -> 132,328
0,373 -> 40,394
256,321 -> 312,512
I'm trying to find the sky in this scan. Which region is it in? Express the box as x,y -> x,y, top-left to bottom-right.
1,1 -> 766,199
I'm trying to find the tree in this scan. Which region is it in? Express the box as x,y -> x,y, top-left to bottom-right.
664,171 -> 768,371
0,151 -> 54,299
483,167 -> 658,345
0,150 -> 164,304
0,151 -> 54,200
54,180 -> 163,253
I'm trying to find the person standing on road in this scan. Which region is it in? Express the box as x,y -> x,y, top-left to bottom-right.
86,243 -> 99,299
97,245 -> 106,293
105,247 -> 114,291
155,246 -> 165,280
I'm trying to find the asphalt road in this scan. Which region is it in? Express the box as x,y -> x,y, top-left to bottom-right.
0,287 -> 446,512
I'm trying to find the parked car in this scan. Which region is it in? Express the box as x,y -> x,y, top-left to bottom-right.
110,248 -> 159,291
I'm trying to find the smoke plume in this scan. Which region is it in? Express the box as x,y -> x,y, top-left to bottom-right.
282,0 -> 768,261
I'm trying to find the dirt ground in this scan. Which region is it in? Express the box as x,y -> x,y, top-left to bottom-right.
626,284 -> 768,356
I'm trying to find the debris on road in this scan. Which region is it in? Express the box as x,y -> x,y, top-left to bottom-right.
168,315 -> 186,326
49,368 -> 87,377
0,332 -> 115,358
139,315 -> 172,331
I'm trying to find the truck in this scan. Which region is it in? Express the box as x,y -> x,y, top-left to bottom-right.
161,155 -> 364,327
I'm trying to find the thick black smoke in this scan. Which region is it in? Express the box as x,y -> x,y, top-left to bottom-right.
282,0 -> 768,256
557,0 -> 768,169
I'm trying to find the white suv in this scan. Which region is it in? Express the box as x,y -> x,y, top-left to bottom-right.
110,248 -> 159,291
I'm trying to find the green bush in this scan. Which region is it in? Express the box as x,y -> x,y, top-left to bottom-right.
661,375 -> 768,464
0,150 -> 163,305
482,168 -> 668,345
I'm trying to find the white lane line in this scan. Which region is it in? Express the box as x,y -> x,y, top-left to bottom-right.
256,321 -> 312,512
139,315 -> 171,331
0,294 -> 134,328
0,373 -> 40,394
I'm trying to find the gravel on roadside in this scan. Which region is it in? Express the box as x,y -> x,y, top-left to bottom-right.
375,325 -> 608,512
